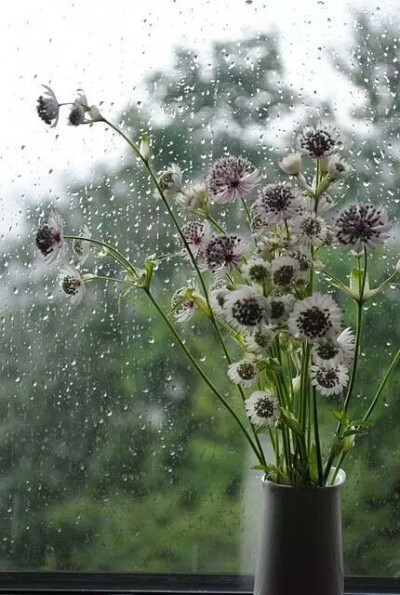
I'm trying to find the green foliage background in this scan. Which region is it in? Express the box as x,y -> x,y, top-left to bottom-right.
1,17 -> 400,576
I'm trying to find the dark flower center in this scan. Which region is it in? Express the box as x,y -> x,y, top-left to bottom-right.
298,306 -> 331,339
232,297 -> 264,327
254,397 -> 275,419
237,362 -> 256,380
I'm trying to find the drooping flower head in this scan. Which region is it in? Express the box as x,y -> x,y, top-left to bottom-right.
207,155 -> 259,204
171,287 -> 197,322
311,363 -> 349,396
252,183 -> 304,224
245,390 -> 280,428
37,85 -> 60,127
312,327 -> 355,367
288,292 -> 342,342
334,203 -> 391,252
279,152 -> 302,176
35,211 -> 64,264
202,234 -> 245,273
225,288 -> 268,332
72,225 -> 91,264
68,90 -> 89,126
327,154 -> 351,180
177,183 -> 209,215
158,164 -> 184,199
297,125 -> 341,160
58,266 -> 85,305
228,358 -> 258,388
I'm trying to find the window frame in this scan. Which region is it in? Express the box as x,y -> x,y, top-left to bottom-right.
0,573 -> 399,594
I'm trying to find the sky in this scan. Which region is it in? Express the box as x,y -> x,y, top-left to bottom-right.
1,0 -> 397,240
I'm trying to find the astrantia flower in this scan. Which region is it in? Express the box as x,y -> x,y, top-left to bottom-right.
58,266 -> 85,305
252,183 -> 304,224
203,234 -> 245,273
337,327 -> 355,365
37,85 -> 60,127
297,125 -> 341,160
311,363 -> 349,396
266,293 -> 295,325
171,288 -> 197,322
288,293 -> 342,341
35,211 -> 64,264
327,155 -> 351,180
279,152 -> 302,176
72,225 -> 91,264
158,164 -> 184,199
270,256 -> 299,289
225,288 -> 268,332
334,203 -> 392,252
243,258 -> 271,285
245,324 -> 275,354
312,338 -> 341,367
210,288 -> 230,315
290,213 -> 327,246
181,221 -> 211,258
228,358 -> 258,387
178,183 -> 209,214
68,90 -> 88,126
245,391 -> 280,428
207,155 -> 259,204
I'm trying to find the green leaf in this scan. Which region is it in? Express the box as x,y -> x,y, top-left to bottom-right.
280,408 -> 304,438
308,444 -> 318,483
330,409 -> 350,426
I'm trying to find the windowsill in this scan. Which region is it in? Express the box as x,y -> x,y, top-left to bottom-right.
0,573 -> 399,594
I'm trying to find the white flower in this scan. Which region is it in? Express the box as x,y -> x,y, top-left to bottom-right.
181,221 -> 212,259
297,125 -> 341,160
207,155 -> 260,204
171,288 -> 197,322
245,391 -> 280,428
245,324 -> 275,353
242,258 -> 271,285
35,211 -> 64,264
266,293 -> 295,326
270,256 -> 299,289
68,90 -> 88,126
252,183 -> 305,224
72,225 -> 91,264
334,203 -> 392,252
210,288 -> 231,315
225,288 -> 268,332
279,152 -> 302,176
36,85 -> 60,127
158,164 -> 184,199
290,213 -> 327,247
288,293 -> 343,342
336,327 -> 355,366
202,234 -> 246,273
58,265 -> 85,305
311,363 -> 349,396
327,154 -> 351,180
178,183 -> 209,214
228,358 -> 258,387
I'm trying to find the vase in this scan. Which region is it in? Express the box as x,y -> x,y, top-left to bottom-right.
253,469 -> 346,595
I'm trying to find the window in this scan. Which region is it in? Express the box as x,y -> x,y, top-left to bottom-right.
1,0 -> 399,591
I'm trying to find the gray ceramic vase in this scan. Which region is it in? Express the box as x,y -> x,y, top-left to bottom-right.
253,469 -> 346,595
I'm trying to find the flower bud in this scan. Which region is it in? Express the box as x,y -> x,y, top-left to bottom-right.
278,152 -> 302,176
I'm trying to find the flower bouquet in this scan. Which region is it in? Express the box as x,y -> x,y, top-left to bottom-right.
35,86 -> 399,594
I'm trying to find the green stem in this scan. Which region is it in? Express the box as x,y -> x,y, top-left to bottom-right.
84,275 -> 131,285
102,118 -> 268,464
240,197 -> 252,228
207,215 -> 227,234
363,348 -> 400,422
144,289 -> 263,464
64,234 -> 138,277
312,386 -> 324,486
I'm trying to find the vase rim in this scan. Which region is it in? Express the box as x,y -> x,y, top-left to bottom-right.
261,467 -> 346,489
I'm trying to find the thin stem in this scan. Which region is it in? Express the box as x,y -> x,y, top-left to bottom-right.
240,197 -> 252,227
363,348 -> 400,422
84,275 -> 132,285
312,386 -> 324,486
207,215 -> 227,234
64,234 -> 138,277
145,288 -> 263,464
102,117 -> 266,463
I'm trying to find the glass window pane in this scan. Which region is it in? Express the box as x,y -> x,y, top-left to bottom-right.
1,0 -> 399,577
